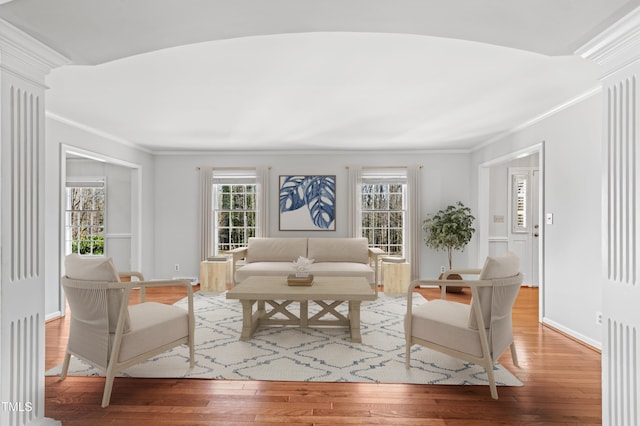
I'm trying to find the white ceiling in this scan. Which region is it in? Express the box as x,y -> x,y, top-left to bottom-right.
1,0 -> 637,152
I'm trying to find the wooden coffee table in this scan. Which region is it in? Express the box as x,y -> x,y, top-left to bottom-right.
226,276 -> 376,342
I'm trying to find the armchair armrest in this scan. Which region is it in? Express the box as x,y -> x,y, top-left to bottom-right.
443,268 -> 481,278
408,277 -> 492,300
118,271 -> 144,281
110,278 -> 194,304
118,271 -> 146,300
440,268 -> 482,298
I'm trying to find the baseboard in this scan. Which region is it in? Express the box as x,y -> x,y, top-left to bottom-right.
172,276 -> 198,286
46,311 -> 63,322
542,317 -> 602,352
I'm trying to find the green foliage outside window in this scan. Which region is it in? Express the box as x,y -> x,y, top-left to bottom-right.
66,186 -> 105,257
71,234 -> 105,255
216,184 -> 256,252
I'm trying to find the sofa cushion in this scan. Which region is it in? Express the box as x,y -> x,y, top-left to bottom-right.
64,253 -> 129,333
309,262 -> 375,283
307,238 -> 369,264
235,261 -> 375,283
246,237 -> 307,263
235,262 -> 297,282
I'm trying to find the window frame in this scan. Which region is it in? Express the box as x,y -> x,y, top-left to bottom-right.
64,177 -> 106,257
212,181 -> 257,254
359,174 -> 407,257
509,169 -> 531,234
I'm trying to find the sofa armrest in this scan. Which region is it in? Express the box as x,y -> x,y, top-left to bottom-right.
229,247 -> 248,285
367,247 -> 385,286
230,247 -> 248,261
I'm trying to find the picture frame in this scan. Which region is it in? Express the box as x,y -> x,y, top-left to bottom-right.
279,175 -> 336,231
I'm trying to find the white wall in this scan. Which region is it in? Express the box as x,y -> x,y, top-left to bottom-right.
471,92 -> 604,347
153,151 -> 472,280
44,117 -> 156,318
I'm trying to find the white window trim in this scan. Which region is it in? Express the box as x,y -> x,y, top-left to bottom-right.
350,165 -> 421,280
198,166 -> 269,261
65,176 -> 107,257
508,168 -> 531,234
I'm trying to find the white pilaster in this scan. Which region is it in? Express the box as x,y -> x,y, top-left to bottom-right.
0,19 -> 68,426
578,7 -> 640,426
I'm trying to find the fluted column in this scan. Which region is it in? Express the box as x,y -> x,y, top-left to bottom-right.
0,19 -> 68,426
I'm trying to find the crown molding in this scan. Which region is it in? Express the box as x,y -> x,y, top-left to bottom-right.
473,85 -> 602,152
0,18 -> 70,85
576,6 -> 640,77
46,111 -> 154,154
151,147 -> 472,157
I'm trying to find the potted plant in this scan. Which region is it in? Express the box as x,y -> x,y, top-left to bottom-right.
422,201 -> 475,293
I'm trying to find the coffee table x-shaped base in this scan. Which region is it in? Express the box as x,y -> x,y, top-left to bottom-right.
238,298 -> 365,342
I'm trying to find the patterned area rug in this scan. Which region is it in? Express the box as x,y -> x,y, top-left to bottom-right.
47,291 -> 522,387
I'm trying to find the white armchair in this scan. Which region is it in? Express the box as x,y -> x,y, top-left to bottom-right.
59,254 -> 195,407
405,251 -> 523,399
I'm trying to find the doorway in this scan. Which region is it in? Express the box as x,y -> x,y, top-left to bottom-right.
54,145 -> 142,318
478,143 -> 544,321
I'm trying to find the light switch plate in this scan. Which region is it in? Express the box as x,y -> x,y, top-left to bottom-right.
546,213 -> 553,225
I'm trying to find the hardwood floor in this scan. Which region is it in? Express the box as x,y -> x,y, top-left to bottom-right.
45,285 -> 602,425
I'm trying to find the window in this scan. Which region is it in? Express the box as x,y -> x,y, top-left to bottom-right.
214,183 -> 256,253
509,170 -> 530,234
65,179 -> 105,256
200,167 -> 268,261
210,169 -> 260,255
514,176 -> 527,229
360,170 -> 407,256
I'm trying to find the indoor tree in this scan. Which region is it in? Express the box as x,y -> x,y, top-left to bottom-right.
422,201 -> 476,270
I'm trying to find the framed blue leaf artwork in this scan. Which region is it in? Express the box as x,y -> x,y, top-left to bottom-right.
279,175 -> 336,231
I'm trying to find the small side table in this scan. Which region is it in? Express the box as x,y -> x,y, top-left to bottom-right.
200,257 -> 232,292
382,257 -> 411,294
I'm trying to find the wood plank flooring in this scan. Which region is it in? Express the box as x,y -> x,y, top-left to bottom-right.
45,285 -> 602,425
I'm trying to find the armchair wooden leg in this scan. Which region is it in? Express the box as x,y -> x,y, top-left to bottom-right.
405,341 -> 411,368
509,342 -> 519,367
189,340 -> 195,368
485,363 -> 499,400
59,352 -> 71,380
102,365 -> 117,408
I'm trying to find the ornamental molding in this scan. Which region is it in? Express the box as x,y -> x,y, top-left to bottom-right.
576,6 -> 640,77
0,18 -> 69,85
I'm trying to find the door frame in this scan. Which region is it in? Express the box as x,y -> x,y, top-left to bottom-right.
478,142 -> 545,322
58,144 -> 143,317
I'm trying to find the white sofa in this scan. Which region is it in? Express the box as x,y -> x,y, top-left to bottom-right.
230,237 -> 384,292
